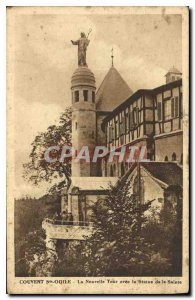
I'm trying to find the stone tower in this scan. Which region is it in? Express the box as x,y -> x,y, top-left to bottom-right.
71,66 -> 97,177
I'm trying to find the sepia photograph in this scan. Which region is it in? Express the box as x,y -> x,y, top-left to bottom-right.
6,6 -> 189,294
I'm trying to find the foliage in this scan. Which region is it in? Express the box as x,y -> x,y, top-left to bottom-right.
15,179 -> 182,277
74,173 -> 157,276
142,191 -> 182,276
53,241 -> 85,277
15,195 -> 60,276
23,107 -> 72,192
17,107 -> 72,276
64,175 -> 182,277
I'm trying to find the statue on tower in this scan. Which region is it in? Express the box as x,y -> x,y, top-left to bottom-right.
71,31 -> 91,67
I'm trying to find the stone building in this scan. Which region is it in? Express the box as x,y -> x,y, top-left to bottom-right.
43,46 -> 183,247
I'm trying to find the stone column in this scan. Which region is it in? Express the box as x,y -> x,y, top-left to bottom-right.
69,187 -> 80,223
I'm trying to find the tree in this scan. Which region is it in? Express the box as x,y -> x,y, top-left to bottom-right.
23,107 -> 72,192
15,196 -> 61,276
77,171 -> 156,276
141,186 -> 183,276
16,228 -> 58,277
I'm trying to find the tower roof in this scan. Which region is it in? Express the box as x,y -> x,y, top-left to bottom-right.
71,66 -> 96,89
96,67 -> 133,112
165,67 -> 182,76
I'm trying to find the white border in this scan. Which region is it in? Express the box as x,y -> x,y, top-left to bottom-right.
1,0 -> 193,299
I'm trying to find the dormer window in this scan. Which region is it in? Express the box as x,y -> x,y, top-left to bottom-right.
83,90 -> 88,101
74,90 -> 79,102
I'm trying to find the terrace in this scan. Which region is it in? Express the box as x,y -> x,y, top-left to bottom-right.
42,218 -> 94,240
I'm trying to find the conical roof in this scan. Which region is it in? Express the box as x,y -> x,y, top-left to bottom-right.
96,67 -> 133,112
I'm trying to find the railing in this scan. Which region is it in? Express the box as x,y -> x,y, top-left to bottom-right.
44,218 -> 93,227
42,218 -> 94,240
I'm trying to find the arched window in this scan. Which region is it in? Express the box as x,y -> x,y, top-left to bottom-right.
165,155 -> 168,161
172,152 -> 176,161
180,153 -> 183,164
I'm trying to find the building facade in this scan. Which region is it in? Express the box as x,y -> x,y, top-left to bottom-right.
43,57 -> 183,246
101,78 -> 183,177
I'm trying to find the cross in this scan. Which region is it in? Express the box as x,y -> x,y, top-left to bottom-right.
111,47 -> 114,67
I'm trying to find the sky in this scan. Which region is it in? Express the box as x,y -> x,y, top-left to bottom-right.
9,7 -> 182,198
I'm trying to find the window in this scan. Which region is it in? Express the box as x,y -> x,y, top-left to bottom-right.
172,76 -> 175,81
129,107 -> 138,130
172,152 -> 176,161
112,126 -> 114,143
83,90 -> 88,101
180,94 -> 183,117
115,121 -> 119,138
108,125 -> 113,143
75,122 -> 78,130
129,111 -> 134,130
164,99 -> 171,120
125,113 -> 129,133
171,97 -> 179,118
133,107 -> 139,126
157,102 -> 162,121
92,91 -> 95,103
120,116 -> 125,136
171,98 -> 174,118
74,90 -> 79,102
175,96 -> 179,117
108,124 -> 114,143
164,156 -> 168,161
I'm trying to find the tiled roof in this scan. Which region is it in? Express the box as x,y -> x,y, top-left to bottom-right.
141,162 -> 183,187
96,67 -> 133,112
